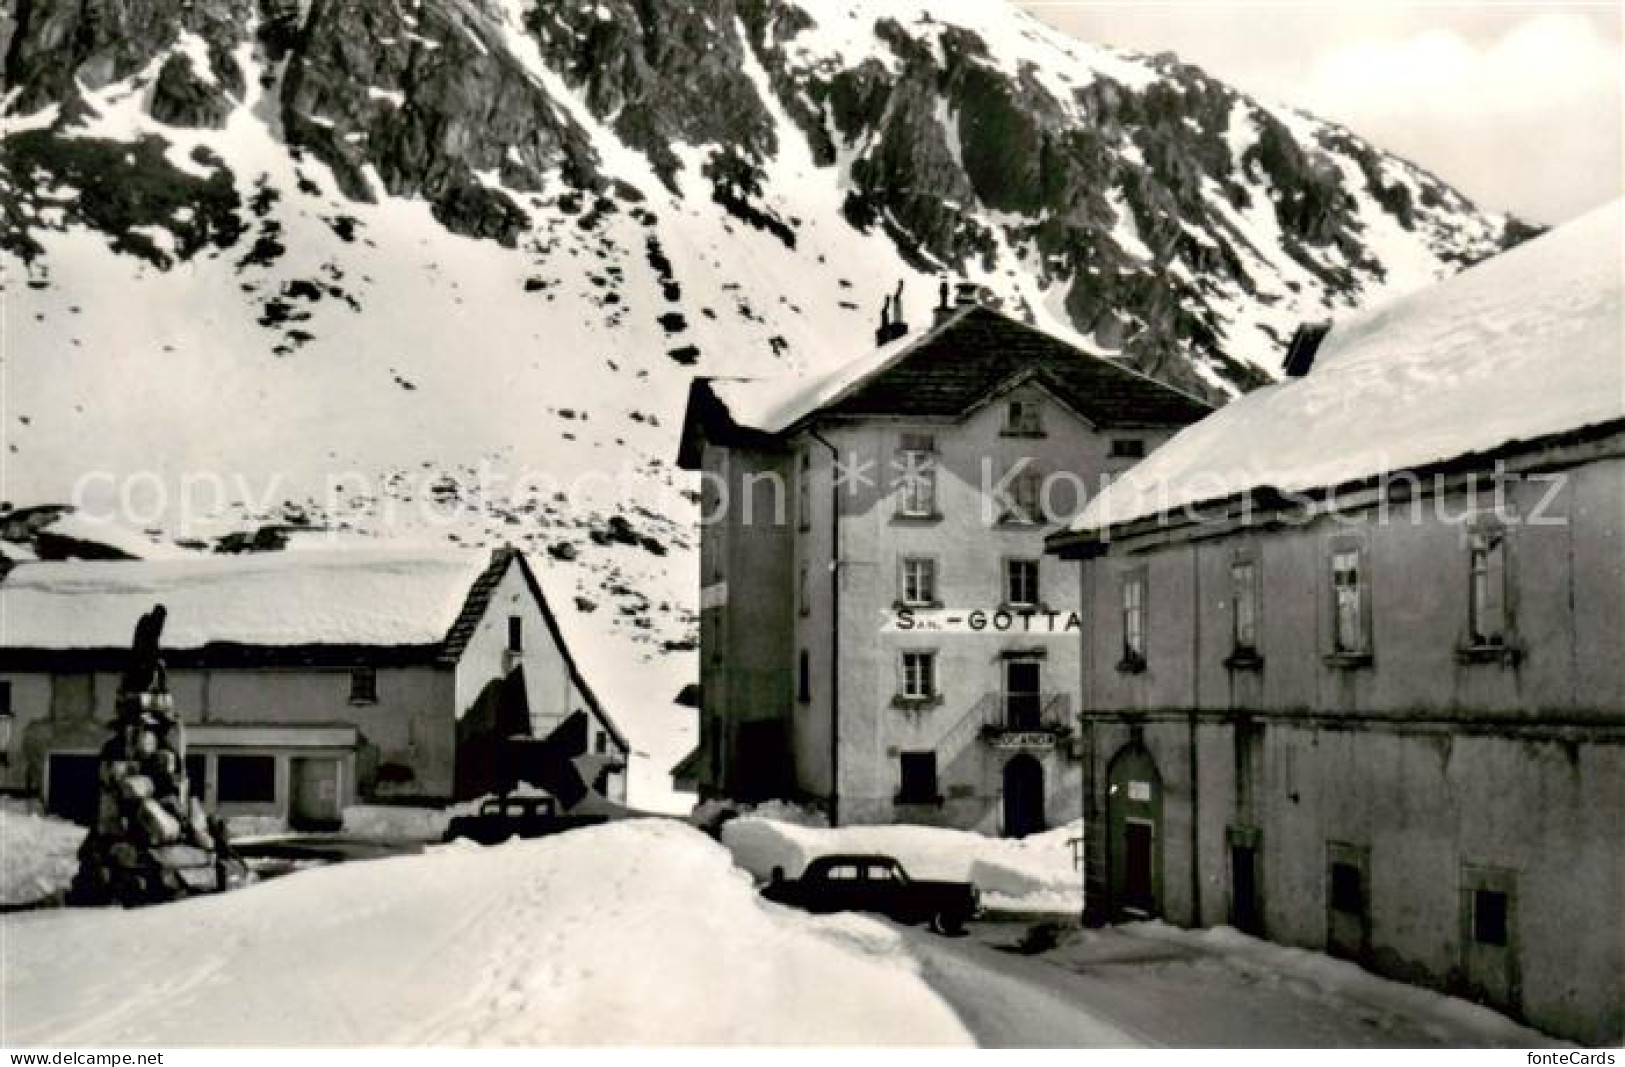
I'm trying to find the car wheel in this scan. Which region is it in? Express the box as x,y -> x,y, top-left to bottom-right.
929,909 -> 964,936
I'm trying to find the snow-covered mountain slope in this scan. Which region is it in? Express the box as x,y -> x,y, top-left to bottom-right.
0,0 -> 1533,802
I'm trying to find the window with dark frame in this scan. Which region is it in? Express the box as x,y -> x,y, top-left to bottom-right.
901,651 -> 936,700
898,751 -> 938,803
1331,548 -> 1367,654
1473,888 -> 1509,947
349,666 -> 378,704
0,680 -> 11,715
1006,468 -> 1043,523
1111,438 -> 1147,459
797,451 -> 811,532
1122,571 -> 1147,666
901,557 -> 937,606
1231,560 -> 1259,654
595,730 -> 609,755
218,754 -> 277,804
897,433 -> 938,516
1006,559 -> 1040,607
798,560 -> 811,616
507,615 -> 524,653
797,649 -> 811,704
1005,399 -> 1042,435
1468,528 -> 1508,646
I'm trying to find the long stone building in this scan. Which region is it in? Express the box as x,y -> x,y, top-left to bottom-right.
1046,202 -> 1624,1044
675,294 -> 1208,833
0,547 -> 628,826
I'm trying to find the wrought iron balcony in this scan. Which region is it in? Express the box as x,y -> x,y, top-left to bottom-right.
977,692 -> 1073,747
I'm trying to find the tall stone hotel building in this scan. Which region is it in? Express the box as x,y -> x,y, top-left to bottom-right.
1047,204 -> 1624,1044
675,296 -> 1208,833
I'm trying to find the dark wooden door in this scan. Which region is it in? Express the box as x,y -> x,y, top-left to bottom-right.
46,753 -> 100,826
290,757 -> 342,830
1123,821 -> 1155,915
1002,754 -> 1046,838
1231,843 -> 1262,934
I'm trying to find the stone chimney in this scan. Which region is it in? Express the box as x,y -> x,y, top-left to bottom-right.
933,278 -> 994,324
1282,322 -> 1331,377
874,279 -> 909,346
932,278 -> 953,324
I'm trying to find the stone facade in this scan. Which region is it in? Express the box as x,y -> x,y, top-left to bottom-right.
1052,438 -> 1625,1045
680,305 -> 1206,834
0,550 -> 629,825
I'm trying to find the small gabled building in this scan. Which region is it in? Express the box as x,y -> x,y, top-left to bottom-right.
0,547 -> 629,827
675,296 -> 1209,834
1046,201 -> 1624,1044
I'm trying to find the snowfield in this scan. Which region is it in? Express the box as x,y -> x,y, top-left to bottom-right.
722,816 -> 1083,912
0,800 -> 83,906
0,820 -> 972,1047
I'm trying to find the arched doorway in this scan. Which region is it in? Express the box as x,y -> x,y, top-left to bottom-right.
1002,754 -> 1046,838
1106,744 -> 1163,920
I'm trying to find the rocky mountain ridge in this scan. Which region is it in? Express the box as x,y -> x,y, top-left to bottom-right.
0,0 -> 1534,803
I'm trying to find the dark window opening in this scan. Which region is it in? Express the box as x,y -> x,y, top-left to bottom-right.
1005,400 -> 1042,435
185,753 -> 208,798
349,667 -> 378,704
1331,548 -> 1367,654
1121,572 -> 1147,667
595,730 -> 609,755
797,650 -> 811,704
507,615 -> 524,653
1111,438 -> 1146,459
1468,529 -> 1508,645
1329,861 -> 1364,915
218,754 -> 277,805
0,680 -> 11,715
1473,888 -> 1509,946
898,751 -> 938,803
1231,561 -> 1259,653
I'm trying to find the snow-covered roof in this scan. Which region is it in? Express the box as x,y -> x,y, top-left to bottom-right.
708,309 -> 939,435
0,550 -> 491,651
682,306 -> 1210,464
1065,199 -> 1625,536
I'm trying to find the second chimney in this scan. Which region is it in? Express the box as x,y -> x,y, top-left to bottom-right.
875,280 -> 909,346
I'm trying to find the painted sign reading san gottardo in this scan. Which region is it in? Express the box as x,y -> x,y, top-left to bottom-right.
879,606 -> 1085,635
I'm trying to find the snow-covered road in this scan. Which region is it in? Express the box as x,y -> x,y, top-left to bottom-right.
2,816 -> 1563,1048
901,920 -> 1561,1049
903,926 -> 1150,1048
1,821 -> 971,1047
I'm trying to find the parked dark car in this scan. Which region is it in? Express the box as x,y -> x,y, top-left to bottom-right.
442,795 -> 608,845
761,853 -> 980,934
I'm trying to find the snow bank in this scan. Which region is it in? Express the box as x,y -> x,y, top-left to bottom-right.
1,820 -> 972,1046
722,817 -> 1082,911
1074,199 -> 1624,532
1128,922 -> 1563,1048
0,798 -> 83,905
336,804 -> 451,841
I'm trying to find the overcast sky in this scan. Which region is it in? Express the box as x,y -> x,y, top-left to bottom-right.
1016,1 -> 1623,224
